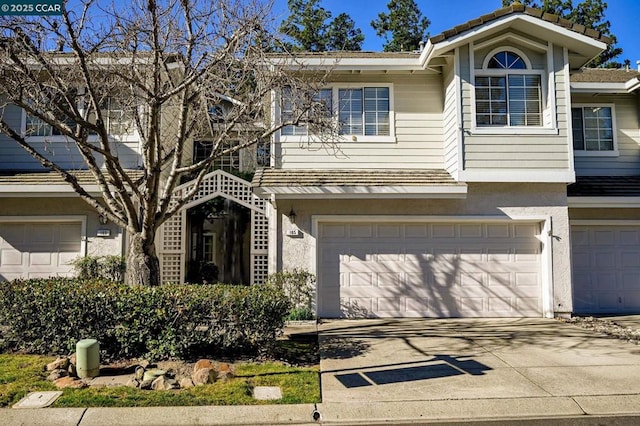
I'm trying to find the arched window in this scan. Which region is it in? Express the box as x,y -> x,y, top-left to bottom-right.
475,50 -> 542,127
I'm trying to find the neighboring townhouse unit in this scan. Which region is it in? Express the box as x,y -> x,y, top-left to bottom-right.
254,5 -> 640,318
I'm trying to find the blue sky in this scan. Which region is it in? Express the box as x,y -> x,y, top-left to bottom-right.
272,0 -> 640,67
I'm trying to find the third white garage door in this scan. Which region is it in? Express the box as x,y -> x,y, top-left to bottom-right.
317,221 -> 542,318
572,224 -> 640,314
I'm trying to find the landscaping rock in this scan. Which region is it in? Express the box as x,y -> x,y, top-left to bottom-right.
135,366 -> 145,381
143,369 -> 165,382
139,379 -> 153,390
179,377 -> 194,389
47,369 -> 68,381
126,378 -> 140,388
151,375 -> 177,391
193,359 -> 213,373
138,360 -> 151,369
192,367 -> 216,385
215,362 -> 234,380
69,353 -> 77,366
53,376 -> 87,389
68,364 -> 77,377
46,357 -> 69,371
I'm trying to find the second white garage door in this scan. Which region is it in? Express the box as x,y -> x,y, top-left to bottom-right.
317,221 -> 542,318
0,222 -> 83,281
572,224 -> 640,314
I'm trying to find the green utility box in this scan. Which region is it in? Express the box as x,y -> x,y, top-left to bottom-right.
76,339 -> 100,378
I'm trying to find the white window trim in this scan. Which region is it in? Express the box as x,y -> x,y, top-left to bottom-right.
279,83 -> 396,144
571,103 -> 619,157
470,46 -> 556,135
21,98 -> 140,142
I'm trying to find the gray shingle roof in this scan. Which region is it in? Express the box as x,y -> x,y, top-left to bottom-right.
567,176 -> 640,197
0,170 -> 144,185
570,68 -> 640,83
252,169 -> 461,187
429,4 -> 612,45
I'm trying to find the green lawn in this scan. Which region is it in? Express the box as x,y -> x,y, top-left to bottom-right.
0,332 -> 320,407
0,350 -> 320,407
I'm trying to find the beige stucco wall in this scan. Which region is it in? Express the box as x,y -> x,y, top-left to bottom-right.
0,197 -> 125,258
273,183 -> 573,315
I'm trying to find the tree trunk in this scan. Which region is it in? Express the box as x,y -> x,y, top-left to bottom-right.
126,232 -> 161,286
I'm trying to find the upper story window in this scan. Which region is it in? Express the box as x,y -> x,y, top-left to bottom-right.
572,105 -> 616,154
193,140 -> 240,171
24,93 -> 136,139
475,50 -> 542,127
280,85 -> 393,141
281,88 -> 332,136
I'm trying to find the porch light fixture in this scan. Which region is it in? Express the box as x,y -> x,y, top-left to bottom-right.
99,213 -> 108,225
288,208 -> 296,224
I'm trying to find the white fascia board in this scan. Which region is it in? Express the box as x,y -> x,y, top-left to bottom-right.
458,170 -> 575,183
0,184 -> 103,197
270,57 -> 423,71
420,14 -> 606,68
255,184 -> 468,199
568,196 -> 640,208
626,78 -> 640,92
570,82 -> 629,94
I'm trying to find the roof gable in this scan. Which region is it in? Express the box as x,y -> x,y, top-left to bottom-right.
420,5 -> 608,70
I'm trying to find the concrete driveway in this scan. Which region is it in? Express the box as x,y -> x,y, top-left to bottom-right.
318,318 -> 640,422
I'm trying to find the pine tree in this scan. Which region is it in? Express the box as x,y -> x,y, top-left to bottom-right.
501,0 -> 622,67
327,13 -> 365,51
371,0 -> 430,52
279,0 -> 364,52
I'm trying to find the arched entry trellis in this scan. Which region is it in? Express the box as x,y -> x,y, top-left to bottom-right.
158,170 -> 268,284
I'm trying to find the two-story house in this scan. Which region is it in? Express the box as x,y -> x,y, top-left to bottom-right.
253,4 -> 640,318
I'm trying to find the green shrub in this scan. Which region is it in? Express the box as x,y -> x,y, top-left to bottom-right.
0,278 -> 291,360
267,270 -> 316,321
71,256 -> 126,282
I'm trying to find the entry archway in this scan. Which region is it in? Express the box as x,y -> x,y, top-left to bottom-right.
158,170 -> 268,284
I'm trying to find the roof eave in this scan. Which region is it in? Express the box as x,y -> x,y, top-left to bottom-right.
421,14 -> 606,69
253,184 -> 468,199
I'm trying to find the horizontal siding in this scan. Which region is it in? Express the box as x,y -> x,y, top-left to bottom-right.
279,74 -> 445,170
460,41 -> 570,174
572,93 -> 640,176
0,104 -> 142,171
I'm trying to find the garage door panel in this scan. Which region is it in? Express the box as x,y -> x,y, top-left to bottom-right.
319,221 -> 542,318
0,222 -> 82,281
572,225 -> 640,314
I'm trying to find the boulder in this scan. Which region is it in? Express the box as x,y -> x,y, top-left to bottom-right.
126,378 -> 140,388
143,369 -> 165,382
214,362 -> 234,381
139,379 -> 153,390
151,376 -> 177,391
193,359 -> 213,374
47,369 -> 68,381
69,353 -> 77,366
68,363 -> 77,377
46,357 -> 69,371
53,376 -> 87,389
192,367 -> 216,385
179,377 -> 195,389
135,366 -> 145,381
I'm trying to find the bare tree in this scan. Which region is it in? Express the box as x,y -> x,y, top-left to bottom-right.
0,0 -> 337,286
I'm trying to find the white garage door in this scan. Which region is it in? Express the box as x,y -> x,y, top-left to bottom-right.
0,222 -> 82,281
572,225 -> 640,314
317,221 -> 542,318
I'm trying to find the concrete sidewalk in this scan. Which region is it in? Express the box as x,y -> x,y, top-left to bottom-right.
3,317 -> 640,425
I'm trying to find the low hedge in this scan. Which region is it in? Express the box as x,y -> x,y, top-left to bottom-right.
0,278 -> 291,360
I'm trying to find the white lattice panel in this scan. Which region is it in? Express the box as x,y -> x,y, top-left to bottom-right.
160,170 -> 268,285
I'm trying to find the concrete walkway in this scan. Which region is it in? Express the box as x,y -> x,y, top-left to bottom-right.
3,317 -> 640,425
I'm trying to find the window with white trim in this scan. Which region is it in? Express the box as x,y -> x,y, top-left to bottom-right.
475,50 -> 542,127
280,85 -> 392,139
281,88 -> 332,136
572,106 -> 615,152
